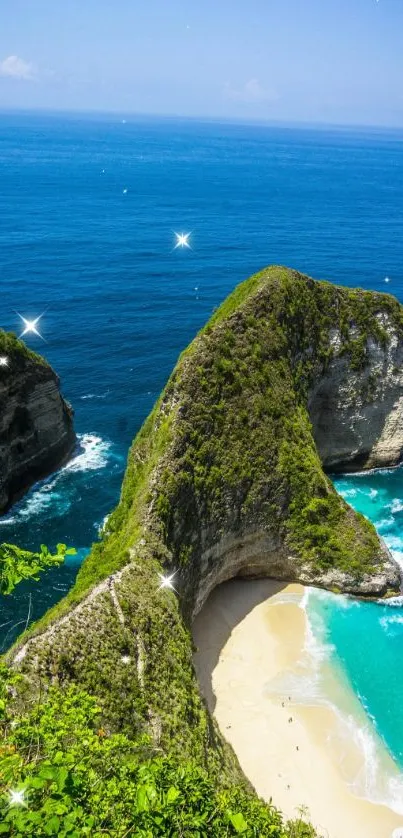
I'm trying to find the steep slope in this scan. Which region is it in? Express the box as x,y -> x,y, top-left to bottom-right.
0,332 -> 76,513
7,267 -> 403,780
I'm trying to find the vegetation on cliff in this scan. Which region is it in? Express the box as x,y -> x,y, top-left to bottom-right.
0,667 -> 316,837
3,266 -> 403,836
77,266 -> 399,600
0,331 -> 47,368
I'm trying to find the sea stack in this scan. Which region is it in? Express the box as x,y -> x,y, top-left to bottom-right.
8,266 -> 403,773
0,332 -> 76,514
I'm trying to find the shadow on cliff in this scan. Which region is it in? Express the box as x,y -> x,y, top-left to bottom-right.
192,577 -> 287,714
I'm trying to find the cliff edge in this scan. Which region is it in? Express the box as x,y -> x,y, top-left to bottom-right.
7,267 -> 403,776
0,332 -> 76,514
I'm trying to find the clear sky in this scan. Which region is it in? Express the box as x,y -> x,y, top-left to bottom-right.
1,0 -> 403,127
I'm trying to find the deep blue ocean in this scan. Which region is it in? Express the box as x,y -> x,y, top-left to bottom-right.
2,111 -> 403,805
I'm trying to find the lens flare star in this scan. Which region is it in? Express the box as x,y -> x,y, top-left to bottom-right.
158,572 -> 177,592
174,232 -> 192,250
16,313 -> 45,341
8,789 -> 26,807
0,356 -> 9,366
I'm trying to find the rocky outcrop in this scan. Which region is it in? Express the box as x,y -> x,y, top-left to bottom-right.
7,267 -> 403,762
0,334 -> 76,513
309,315 -> 403,471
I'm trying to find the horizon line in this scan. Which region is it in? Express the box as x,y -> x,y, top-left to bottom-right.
1,105 -> 403,134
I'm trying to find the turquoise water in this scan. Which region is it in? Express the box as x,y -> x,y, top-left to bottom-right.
303,470 -> 403,808
2,113 -> 403,800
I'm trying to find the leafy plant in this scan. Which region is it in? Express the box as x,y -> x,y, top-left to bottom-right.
0,678 -> 317,837
0,543 -> 76,595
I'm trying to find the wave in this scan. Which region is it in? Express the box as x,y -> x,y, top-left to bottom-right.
80,391 -> 110,400
298,590 -> 403,815
338,487 -> 358,498
338,463 -> 403,477
0,434 -> 114,525
336,485 -> 379,500
389,499 -> 403,514
97,513 -> 111,537
62,434 -> 112,473
380,613 -> 403,631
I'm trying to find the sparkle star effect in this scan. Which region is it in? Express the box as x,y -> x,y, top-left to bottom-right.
174,232 -> 192,250
385,276 -> 391,283
8,789 -> 26,807
0,356 -> 9,366
16,313 -> 45,341
121,655 -> 131,664
158,572 -> 177,592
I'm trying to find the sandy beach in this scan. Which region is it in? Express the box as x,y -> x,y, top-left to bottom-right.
192,579 -> 403,838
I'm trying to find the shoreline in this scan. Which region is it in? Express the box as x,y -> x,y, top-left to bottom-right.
192,579 -> 403,838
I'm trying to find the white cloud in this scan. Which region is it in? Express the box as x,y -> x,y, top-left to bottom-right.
223,78 -> 278,105
0,55 -> 35,81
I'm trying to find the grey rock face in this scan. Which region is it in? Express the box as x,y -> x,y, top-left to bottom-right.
190,529 -> 401,619
309,317 -> 403,472
0,355 -> 76,513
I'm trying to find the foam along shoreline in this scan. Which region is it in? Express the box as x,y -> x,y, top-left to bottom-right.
192,579 -> 403,838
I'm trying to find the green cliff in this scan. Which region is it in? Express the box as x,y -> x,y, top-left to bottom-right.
3,267 -> 403,835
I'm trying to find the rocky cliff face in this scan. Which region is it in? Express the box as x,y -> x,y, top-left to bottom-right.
0,333 -> 76,513
7,267 -> 403,765
309,314 -> 403,471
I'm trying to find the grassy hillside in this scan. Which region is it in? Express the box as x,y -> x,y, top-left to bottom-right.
4,266 -> 403,837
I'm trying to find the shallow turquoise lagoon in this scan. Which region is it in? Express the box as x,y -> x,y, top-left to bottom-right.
302,469 -> 403,809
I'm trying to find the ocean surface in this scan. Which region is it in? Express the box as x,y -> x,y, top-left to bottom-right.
2,111 -> 403,808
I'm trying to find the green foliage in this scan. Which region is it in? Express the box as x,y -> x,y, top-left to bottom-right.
0,330 -> 47,368
277,410 -> 380,573
149,268 -> 391,576
0,679 -> 316,838
0,544 -> 76,595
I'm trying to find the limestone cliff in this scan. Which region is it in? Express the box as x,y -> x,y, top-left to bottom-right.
310,313 -> 403,471
7,267 -> 403,775
0,332 -> 76,513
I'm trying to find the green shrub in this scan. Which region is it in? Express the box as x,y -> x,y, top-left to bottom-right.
0,674 -> 315,838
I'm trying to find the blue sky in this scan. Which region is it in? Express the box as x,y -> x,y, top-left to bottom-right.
0,0 -> 402,126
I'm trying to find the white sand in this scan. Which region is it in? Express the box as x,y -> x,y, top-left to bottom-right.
192,579 -> 403,838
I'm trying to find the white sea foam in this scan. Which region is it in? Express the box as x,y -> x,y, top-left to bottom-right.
344,712 -> 403,815
265,588 -> 336,705
298,590 -> 403,815
98,513 -> 111,537
0,515 -> 17,526
339,487 -> 358,498
384,535 -> 403,551
62,434 -> 112,473
343,464 -> 403,477
380,613 -> 403,631
389,499 -> 403,514
381,594 -> 403,607
0,434 -> 113,524
80,391 -> 110,400
369,488 -> 378,499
